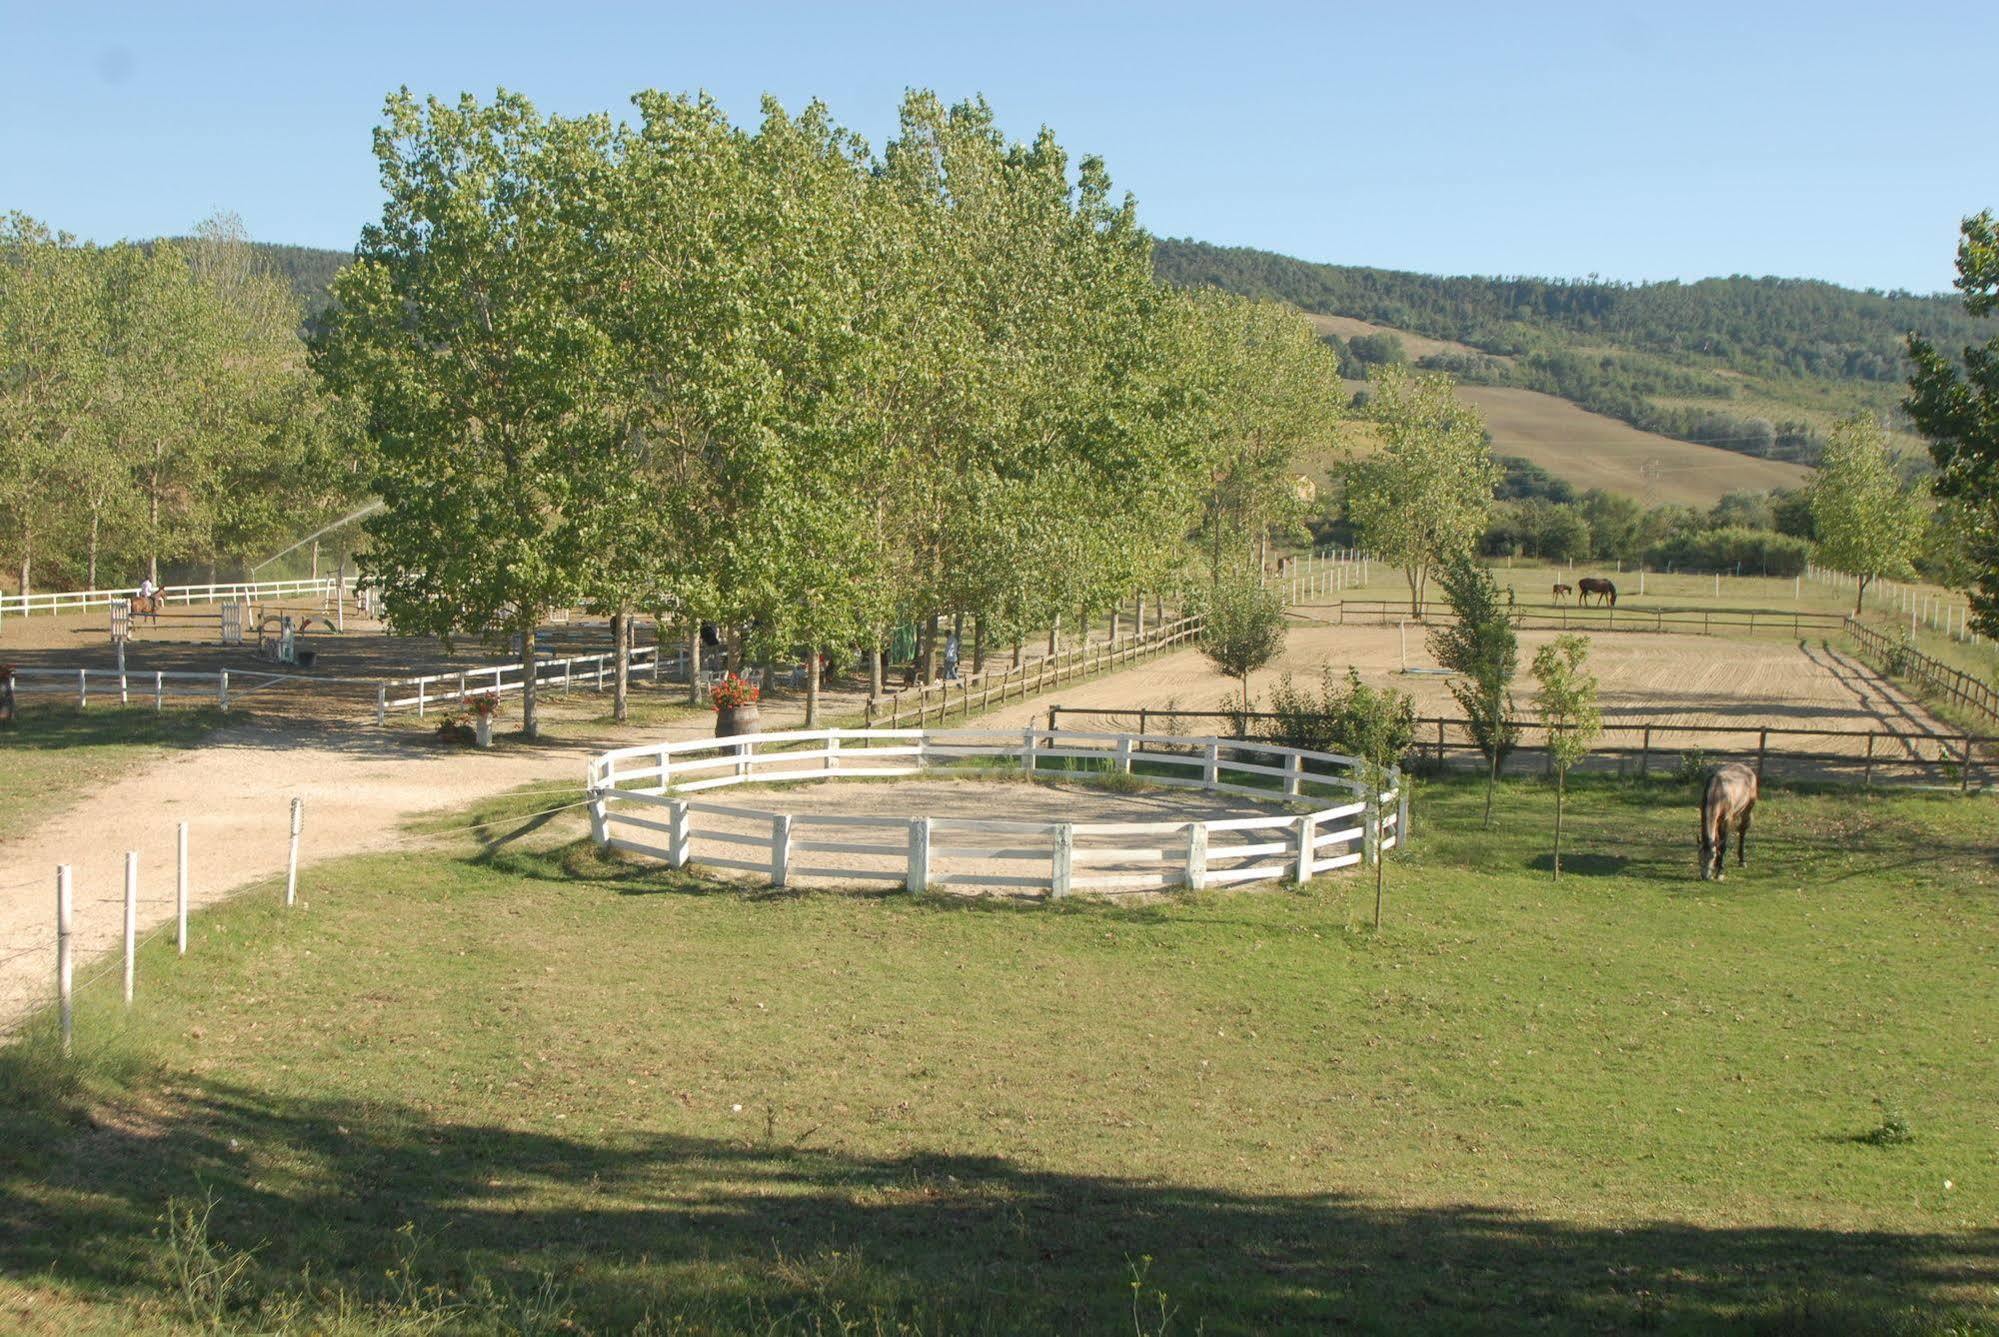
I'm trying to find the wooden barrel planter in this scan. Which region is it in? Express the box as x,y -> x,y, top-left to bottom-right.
715,702 -> 762,738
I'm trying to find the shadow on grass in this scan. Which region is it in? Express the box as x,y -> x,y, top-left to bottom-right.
0,1046 -> 1989,1335
1526,852 -> 1631,876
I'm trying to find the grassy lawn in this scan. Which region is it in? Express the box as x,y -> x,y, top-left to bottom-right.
2,774 -> 1994,1334
0,706 -> 226,834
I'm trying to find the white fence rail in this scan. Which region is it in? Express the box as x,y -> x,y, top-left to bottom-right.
374,644 -> 735,722
587,727 -> 1405,899
1,576 -> 338,619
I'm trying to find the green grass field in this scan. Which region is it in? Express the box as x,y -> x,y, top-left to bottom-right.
5,774 -> 1994,1334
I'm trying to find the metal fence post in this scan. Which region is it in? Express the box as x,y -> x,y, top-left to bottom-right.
56,866 -> 73,1054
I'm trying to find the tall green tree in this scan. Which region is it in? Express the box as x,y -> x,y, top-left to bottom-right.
311,90 -> 623,738
1428,555 -> 1520,827
1345,365 -> 1499,614
1805,414 -> 1918,614
1196,563 -> 1287,709
0,216 -> 104,594
1907,210 -> 1999,637
1532,634 -> 1602,881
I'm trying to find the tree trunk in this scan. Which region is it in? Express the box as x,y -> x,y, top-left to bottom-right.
972,616 -> 985,675
612,611 -> 629,724
685,624 -> 702,707
1854,574 -> 1869,616
520,623 -> 540,739
1012,636 -> 1024,669
17,534 -> 30,600
1483,692 -> 1501,828
1047,614 -> 1060,658
869,637 -> 884,700
1552,770 -> 1565,880
147,490 -> 159,585
87,514 -> 99,589
805,642 -> 821,727
311,539 -> 320,581
918,614 -> 939,682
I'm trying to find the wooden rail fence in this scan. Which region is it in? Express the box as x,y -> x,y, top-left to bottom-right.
1049,706 -> 1993,793
1844,617 -> 1999,726
865,616 -> 1203,729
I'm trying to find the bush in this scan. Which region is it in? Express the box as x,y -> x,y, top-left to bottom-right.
1258,665 -> 1416,762
1644,525 -> 1810,577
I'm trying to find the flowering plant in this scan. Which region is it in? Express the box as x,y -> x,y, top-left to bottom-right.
709,672 -> 760,710
466,690 -> 502,719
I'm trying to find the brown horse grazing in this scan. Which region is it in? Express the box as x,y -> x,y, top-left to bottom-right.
1577,577 -> 1617,607
1699,762 -> 1757,881
1552,583 -> 1573,604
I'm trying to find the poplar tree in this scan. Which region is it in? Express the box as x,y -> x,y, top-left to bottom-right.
1345,365 -> 1499,614
1806,414 -> 1917,614
311,90 -> 622,738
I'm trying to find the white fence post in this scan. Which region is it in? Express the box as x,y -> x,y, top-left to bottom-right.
375,685 -> 387,726
1116,735 -> 1133,774
122,852 -> 137,1007
153,670 -> 164,711
285,798 -> 303,906
1202,741 -> 1220,788
669,800 -> 691,867
77,667 -> 87,710
1396,776 -> 1410,849
827,732 -> 842,773
907,817 -> 931,893
1295,813 -> 1317,884
770,814 -> 793,887
1284,753 -> 1302,797
56,865 -> 73,1054
1022,726 -> 1038,776
588,788 -> 609,846
176,822 -> 189,954
218,669 -> 229,712
1185,823 -> 1207,891
1051,823 -> 1074,899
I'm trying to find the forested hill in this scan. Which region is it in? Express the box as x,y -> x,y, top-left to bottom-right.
1152,237 -> 1978,385
211,240 -> 349,314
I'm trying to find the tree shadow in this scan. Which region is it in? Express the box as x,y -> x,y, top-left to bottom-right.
1525,852 -> 1631,876
0,1051 -> 1989,1334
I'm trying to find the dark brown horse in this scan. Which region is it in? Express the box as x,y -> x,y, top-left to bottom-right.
1699,762 -> 1757,880
129,593 -> 162,625
1551,583 -> 1573,604
1577,577 -> 1617,607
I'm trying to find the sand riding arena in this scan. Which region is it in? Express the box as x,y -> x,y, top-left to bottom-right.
587,727 -> 1407,899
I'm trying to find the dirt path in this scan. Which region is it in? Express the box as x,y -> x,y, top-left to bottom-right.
0,691 -> 865,1029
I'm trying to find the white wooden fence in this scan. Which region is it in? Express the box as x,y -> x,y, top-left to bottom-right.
587,727 -> 1405,899
0,576 -> 338,619
374,644 -> 727,722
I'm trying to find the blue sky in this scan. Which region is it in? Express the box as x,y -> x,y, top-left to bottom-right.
3,0 -> 1991,292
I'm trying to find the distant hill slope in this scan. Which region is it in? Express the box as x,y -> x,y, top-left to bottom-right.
1154,237 -> 1977,384
1154,237 -> 1962,485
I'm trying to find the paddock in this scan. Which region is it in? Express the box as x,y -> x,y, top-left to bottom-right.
588,727 -> 1405,898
